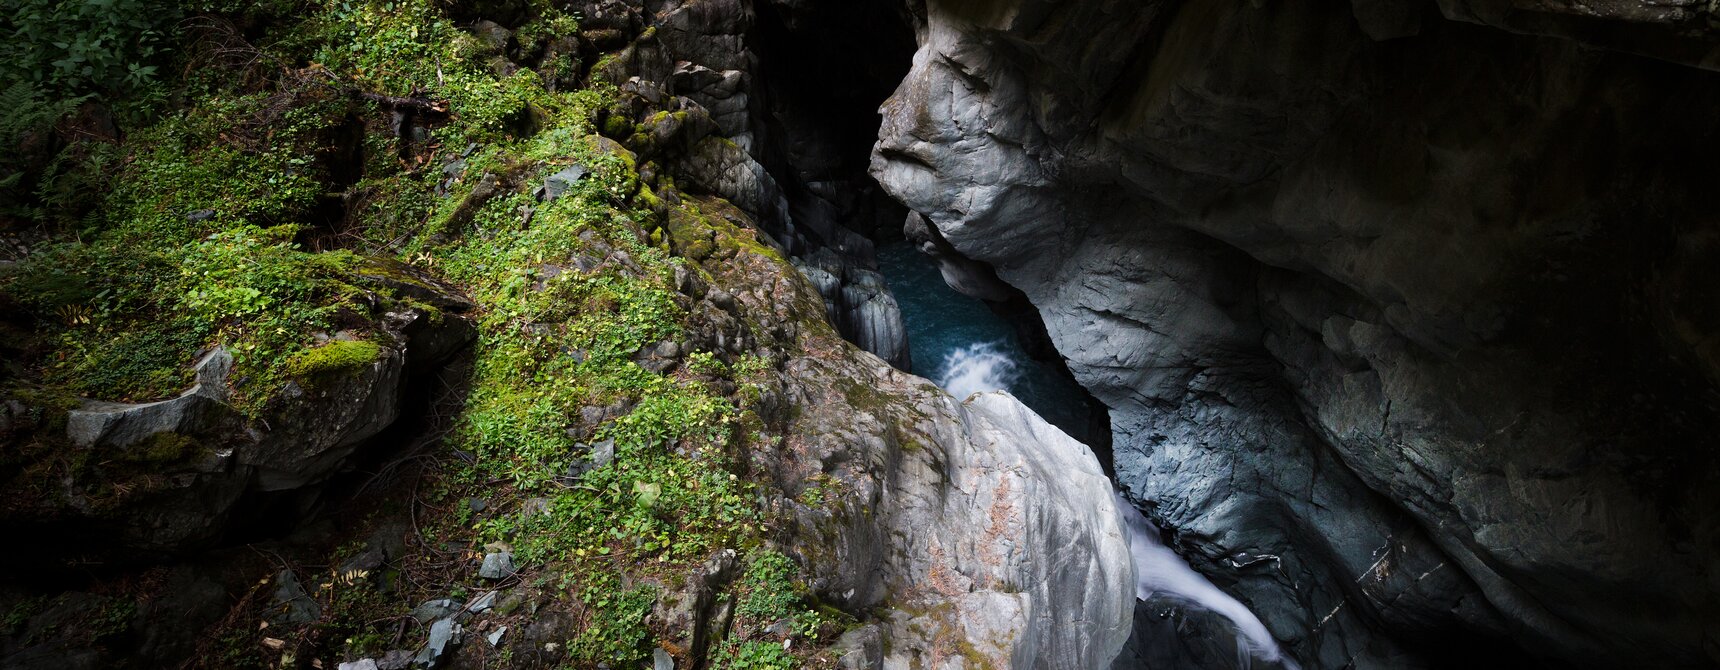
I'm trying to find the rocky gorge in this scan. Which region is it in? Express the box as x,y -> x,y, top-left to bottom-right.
0,0 -> 1717,668
871,0 -> 1720,667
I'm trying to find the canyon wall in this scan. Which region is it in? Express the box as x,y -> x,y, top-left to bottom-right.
588,5 -> 1139,661
872,0 -> 1720,667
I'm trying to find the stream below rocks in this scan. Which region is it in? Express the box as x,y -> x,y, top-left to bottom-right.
875,241 -> 1096,443
875,240 -> 1294,669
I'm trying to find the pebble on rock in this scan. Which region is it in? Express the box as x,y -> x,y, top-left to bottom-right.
478,551 -> 516,579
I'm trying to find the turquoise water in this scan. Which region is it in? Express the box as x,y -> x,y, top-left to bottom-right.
875,241 -> 1099,445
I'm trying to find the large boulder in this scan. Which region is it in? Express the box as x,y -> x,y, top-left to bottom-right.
871,0 -> 1720,667
5,266 -> 474,560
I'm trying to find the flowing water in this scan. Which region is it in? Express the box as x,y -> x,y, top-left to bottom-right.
1114,494 -> 1297,669
875,242 -> 1096,443
878,239 -> 1294,668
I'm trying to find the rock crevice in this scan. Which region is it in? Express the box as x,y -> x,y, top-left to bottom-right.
872,0 -> 1720,666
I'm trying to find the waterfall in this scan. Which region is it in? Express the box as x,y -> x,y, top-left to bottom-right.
884,240 -> 1291,667
935,342 -> 1018,399
1114,493 -> 1298,670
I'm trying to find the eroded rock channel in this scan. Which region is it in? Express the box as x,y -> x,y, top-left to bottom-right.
3,0 -> 1719,668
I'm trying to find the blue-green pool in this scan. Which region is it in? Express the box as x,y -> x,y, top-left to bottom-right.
875,241 -> 1099,445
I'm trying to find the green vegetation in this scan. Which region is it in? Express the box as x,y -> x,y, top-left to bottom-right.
0,0 -> 181,219
126,432 -> 199,464
6,218 -> 369,409
1,0 -> 849,665
738,551 -> 802,622
0,0 -> 178,97
567,578 -> 658,665
3,596 -> 47,633
711,641 -> 797,670
287,339 -> 382,379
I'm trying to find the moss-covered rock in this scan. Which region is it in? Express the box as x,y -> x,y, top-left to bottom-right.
286,339 -> 383,381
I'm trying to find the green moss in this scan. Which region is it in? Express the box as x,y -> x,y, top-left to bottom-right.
0,0 -> 860,663
663,205 -> 719,261
286,340 -> 383,380
125,432 -> 198,464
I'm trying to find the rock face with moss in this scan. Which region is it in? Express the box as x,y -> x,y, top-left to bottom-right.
8,279 -> 472,558
34,0 -> 1720,667
584,4 -> 1137,661
662,196 -> 1135,666
586,0 -> 916,372
0,0 -> 1139,666
872,0 -> 1720,667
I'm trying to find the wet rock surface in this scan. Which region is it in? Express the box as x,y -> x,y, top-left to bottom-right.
571,10 -> 1141,659
872,0 -> 1720,667
680,210 -> 1136,668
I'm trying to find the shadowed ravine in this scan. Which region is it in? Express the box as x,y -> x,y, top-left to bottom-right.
6,0 -> 1720,667
876,241 -> 1097,443
880,237 -> 1295,669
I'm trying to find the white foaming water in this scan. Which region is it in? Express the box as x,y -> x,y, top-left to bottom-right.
936,342 -> 1019,399
931,338 -> 1292,667
1114,493 -> 1298,670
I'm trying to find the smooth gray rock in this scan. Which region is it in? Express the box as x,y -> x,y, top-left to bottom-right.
590,438 -> 615,469
833,625 -> 882,670
66,348 -> 233,449
794,252 -> 910,371
478,552 -> 515,580
538,164 -> 587,201
1428,0 -> 1720,70
410,599 -> 460,624
666,219 -> 1135,667
338,660 -> 380,670
270,569 -> 320,625
902,212 -> 1015,303
788,386 -> 1134,669
871,0 -> 1720,667
466,590 -> 497,613
837,270 -> 909,371
1109,597 -> 1283,670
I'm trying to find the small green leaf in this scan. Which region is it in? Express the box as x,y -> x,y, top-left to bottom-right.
632,481 -> 661,508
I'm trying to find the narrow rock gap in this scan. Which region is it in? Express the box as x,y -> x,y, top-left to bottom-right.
747,0 -> 916,248
746,0 -> 1116,462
